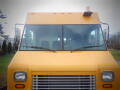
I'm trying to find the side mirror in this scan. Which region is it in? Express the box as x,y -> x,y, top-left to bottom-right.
101,22 -> 110,48
14,24 -> 24,51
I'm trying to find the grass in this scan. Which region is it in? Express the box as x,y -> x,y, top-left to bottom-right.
110,50 -> 120,60
0,54 -> 14,88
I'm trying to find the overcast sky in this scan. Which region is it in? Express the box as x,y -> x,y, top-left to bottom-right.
0,0 -> 120,38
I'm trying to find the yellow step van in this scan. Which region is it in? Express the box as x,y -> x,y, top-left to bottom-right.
7,12 -> 120,90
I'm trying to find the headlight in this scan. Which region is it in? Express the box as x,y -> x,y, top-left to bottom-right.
102,71 -> 114,81
14,71 -> 27,82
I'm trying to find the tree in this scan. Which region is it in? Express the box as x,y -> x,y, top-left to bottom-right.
0,24 -> 3,34
0,10 -> 7,19
0,44 -> 1,50
14,27 -> 21,51
14,38 -> 20,51
2,40 -> 7,54
8,42 -> 12,54
0,9 -> 6,34
109,32 -> 120,49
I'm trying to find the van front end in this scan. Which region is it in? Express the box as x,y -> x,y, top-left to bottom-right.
7,51 -> 120,90
7,12 -> 120,90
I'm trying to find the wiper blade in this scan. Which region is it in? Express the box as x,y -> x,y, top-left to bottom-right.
81,45 -> 103,48
23,46 -> 56,52
72,45 -> 103,51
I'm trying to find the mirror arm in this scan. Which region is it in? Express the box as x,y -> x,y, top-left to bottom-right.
100,22 -> 110,49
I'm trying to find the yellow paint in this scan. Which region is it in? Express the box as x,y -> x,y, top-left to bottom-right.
7,13 -> 120,90
26,12 -> 100,24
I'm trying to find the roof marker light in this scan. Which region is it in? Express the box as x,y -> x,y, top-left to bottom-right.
83,6 -> 93,16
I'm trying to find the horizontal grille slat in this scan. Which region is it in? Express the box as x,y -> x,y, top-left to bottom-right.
32,75 -> 96,90
32,77 -> 95,79
32,88 -> 94,89
33,79 -> 95,81
33,85 -> 95,86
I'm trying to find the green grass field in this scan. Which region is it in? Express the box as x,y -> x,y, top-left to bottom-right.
110,50 -> 120,60
0,54 -> 14,88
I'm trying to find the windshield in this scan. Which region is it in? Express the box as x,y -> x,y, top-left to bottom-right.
20,24 -> 106,51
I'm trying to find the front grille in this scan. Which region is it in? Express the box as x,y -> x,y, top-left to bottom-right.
32,75 -> 96,90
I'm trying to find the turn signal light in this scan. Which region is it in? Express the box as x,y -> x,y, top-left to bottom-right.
103,84 -> 112,88
15,84 -> 25,88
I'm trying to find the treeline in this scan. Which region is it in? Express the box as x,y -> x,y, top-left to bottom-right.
109,32 -> 120,49
0,40 -> 18,55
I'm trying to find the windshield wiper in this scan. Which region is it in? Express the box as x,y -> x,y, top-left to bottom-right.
22,46 -> 56,52
72,45 -> 104,51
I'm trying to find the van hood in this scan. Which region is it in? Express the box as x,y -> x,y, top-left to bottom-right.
9,51 -> 119,71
